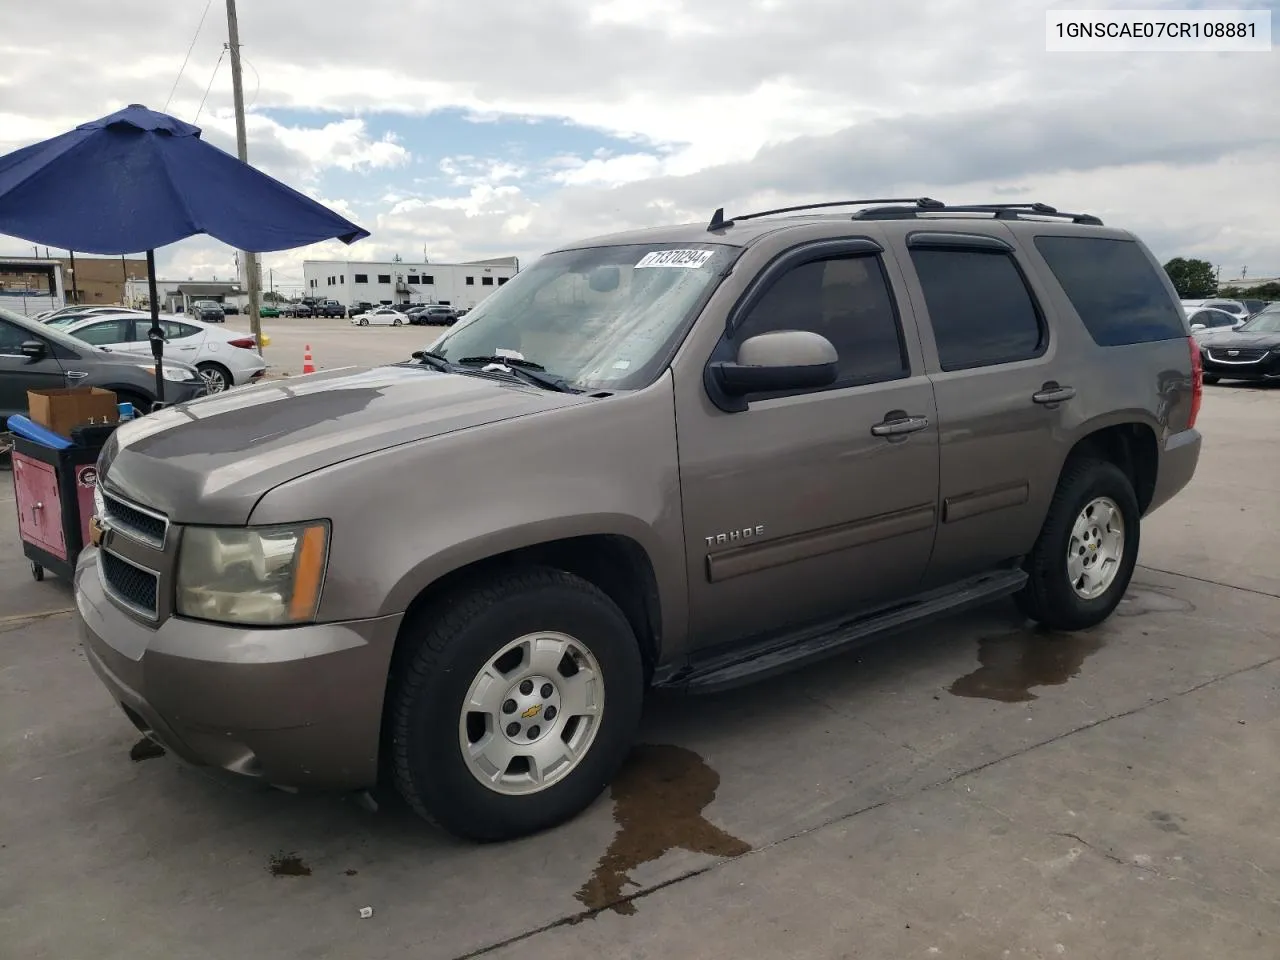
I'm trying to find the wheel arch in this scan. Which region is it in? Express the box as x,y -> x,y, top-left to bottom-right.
387,525 -> 666,681
1063,416 -> 1160,515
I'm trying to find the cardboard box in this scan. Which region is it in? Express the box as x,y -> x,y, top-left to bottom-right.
27,387 -> 119,439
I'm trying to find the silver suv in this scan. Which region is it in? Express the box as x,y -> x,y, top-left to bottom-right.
77,199 -> 1202,841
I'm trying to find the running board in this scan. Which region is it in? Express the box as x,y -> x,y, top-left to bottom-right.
660,568 -> 1028,694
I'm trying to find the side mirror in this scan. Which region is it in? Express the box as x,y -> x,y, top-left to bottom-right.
1190,323 -> 1205,332
20,340 -> 46,361
707,329 -> 839,412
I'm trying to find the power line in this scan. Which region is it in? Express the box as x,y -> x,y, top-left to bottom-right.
163,0 -> 216,113
194,44 -> 228,124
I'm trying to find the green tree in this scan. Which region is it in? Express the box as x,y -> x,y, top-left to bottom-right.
1163,258 -> 1217,299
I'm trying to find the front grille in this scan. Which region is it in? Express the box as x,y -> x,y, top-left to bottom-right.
101,550 -> 159,619
102,491 -> 168,547
1206,348 -> 1268,364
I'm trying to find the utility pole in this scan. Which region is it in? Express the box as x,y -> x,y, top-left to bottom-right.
225,0 -> 263,354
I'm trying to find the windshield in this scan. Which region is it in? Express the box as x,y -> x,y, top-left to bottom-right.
1240,311 -> 1280,334
427,242 -> 737,390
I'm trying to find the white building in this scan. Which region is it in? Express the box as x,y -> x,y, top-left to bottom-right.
123,278 -> 246,314
301,256 -> 519,310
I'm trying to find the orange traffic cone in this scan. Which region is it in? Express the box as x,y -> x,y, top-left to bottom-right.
302,344 -> 316,375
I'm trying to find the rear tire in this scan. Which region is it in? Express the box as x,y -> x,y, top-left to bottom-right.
389,567 -> 644,842
196,362 -> 232,393
1015,457 -> 1140,631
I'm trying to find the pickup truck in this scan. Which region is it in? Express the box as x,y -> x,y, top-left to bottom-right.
315,299 -> 345,318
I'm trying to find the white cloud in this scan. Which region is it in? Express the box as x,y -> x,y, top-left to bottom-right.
0,0 -> 1276,288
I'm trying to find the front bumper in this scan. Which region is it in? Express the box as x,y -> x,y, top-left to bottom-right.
75,546 -> 402,791
1201,350 -> 1280,381
1146,427 -> 1201,516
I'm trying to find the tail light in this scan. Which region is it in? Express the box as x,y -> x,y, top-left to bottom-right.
227,337 -> 257,349
1187,336 -> 1203,430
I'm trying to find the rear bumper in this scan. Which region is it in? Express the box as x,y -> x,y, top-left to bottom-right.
75,547 -> 402,791
1146,427 -> 1201,516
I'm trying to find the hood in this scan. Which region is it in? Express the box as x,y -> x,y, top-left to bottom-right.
1198,331 -> 1280,349
100,364 -> 593,524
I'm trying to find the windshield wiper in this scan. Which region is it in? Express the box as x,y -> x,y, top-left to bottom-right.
455,356 -> 579,393
410,349 -> 453,371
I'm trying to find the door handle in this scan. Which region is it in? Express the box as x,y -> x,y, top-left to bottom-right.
1032,383 -> 1075,405
871,414 -> 931,437
65,370 -> 89,381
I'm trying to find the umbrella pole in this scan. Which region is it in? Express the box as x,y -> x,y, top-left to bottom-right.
146,249 -> 165,406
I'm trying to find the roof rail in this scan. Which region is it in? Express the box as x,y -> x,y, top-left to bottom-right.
852,202 -> 1103,226
707,197 -> 944,231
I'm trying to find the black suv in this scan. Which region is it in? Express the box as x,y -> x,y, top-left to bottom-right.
191,300 -> 225,323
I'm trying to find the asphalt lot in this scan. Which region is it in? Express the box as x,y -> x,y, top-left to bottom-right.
235,317 -> 447,377
2,383 -> 1278,959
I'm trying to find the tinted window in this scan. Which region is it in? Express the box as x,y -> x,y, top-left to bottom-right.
1192,310 -> 1235,329
910,249 -> 1043,371
423,275 -> 434,285
166,321 -> 202,338
354,274 -> 368,283
73,319 -> 130,345
0,319 -> 30,353
1034,236 -> 1185,346
734,254 -> 907,388
377,274 -> 391,284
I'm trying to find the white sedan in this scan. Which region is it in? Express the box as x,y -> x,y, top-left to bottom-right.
49,312 -> 268,393
350,306 -> 409,327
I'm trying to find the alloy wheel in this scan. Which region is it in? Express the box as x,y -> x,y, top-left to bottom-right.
458,631 -> 605,796
1066,496 -> 1125,600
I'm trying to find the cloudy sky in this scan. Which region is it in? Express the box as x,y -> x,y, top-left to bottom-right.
1,0 -> 1277,294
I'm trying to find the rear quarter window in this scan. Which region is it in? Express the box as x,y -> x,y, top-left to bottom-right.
1033,236 -> 1186,346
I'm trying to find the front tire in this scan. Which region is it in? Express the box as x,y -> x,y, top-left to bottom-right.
359,318 -> 369,326
1202,374 -> 1220,385
389,567 -> 644,842
1015,457 -> 1140,631
393,318 -> 403,326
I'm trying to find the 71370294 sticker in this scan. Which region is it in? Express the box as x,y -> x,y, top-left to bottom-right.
635,249 -> 715,269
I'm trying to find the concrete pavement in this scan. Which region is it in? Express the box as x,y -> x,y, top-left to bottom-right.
1,386 -> 1277,960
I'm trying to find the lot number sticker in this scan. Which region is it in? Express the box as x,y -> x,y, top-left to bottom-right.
635,249 -> 715,269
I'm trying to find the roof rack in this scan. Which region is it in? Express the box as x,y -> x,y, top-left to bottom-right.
707,197 -> 944,231
851,202 -> 1103,226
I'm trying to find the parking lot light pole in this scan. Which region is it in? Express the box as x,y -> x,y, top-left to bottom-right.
226,0 -> 263,356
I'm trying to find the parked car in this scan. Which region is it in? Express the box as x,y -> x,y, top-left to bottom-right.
222,303 -> 240,315
1181,298 -> 1248,320
409,304 -> 458,326
283,301 -> 313,318
191,300 -> 226,324
1197,308 -> 1280,384
346,301 -> 374,319
350,306 -> 408,326
76,199 -> 1201,843
35,304 -> 149,324
0,306 -> 205,424
1187,306 -> 1245,339
259,304 -> 280,318
315,299 -> 345,318
1240,299 -> 1266,317
49,312 -> 267,394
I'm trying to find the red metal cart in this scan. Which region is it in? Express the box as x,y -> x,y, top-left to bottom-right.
10,423 -> 107,582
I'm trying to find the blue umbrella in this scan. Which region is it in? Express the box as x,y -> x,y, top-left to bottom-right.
0,103 -> 369,402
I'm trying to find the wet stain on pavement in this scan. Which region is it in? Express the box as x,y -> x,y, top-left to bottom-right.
1148,810 -> 1186,834
1115,587 -> 1194,617
129,737 -> 166,762
268,853 -> 312,877
575,744 -> 751,916
948,626 -> 1106,703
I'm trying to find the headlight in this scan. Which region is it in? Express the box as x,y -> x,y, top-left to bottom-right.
136,364 -> 197,382
176,522 -> 330,626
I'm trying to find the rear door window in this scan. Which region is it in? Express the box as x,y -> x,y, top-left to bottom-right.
1034,236 -> 1186,346
909,248 -> 1044,371
72,319 -> 130,345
